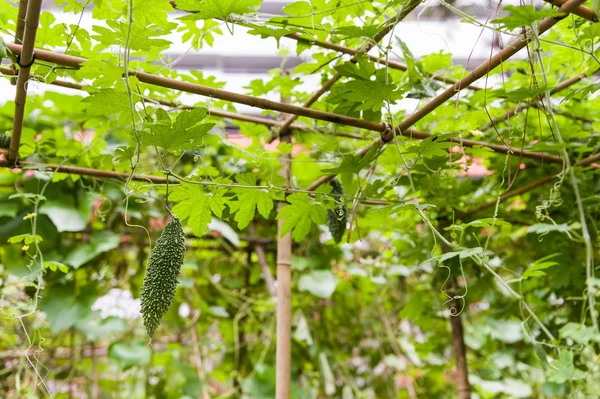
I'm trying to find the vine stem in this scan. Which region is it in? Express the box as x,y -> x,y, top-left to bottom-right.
531,29 -> 598,331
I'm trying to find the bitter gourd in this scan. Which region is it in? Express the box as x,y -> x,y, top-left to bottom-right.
0,134 -> 10,149
326,178 -> 348,243
141,215 -> 186,338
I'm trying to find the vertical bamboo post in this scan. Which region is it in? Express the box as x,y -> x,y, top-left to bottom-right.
9,0 -> 43,163
276,72 -> 293,399
11,0 -> 28,85
449,301 -> 471,399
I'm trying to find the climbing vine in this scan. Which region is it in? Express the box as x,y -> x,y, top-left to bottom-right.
0,0 -> 599,398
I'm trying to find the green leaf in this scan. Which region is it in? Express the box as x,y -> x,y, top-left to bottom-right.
547,351 -> 585,384
522,254 -> 560,279
177,0 -> 261,19
321,145 -> 380,175
144,108 -> 214,152
170,180 -> 229,237
39,284 -> 94,334
527,222 -> 580,238
229,173 -> 274,229
559,323 -> 600,344
0,202 -> 18,218
108,341 -> 151,370
44,261 -> 70,274
7,234 -> 43,245
593,0 -> 600,17
39,195 -> 98,232
276,193 -> 326,242
63,231 -> 121,269
492,5 -> 561,30
92,20 -> 172,51
298,270 -> 339,298
83,89 -> 137,117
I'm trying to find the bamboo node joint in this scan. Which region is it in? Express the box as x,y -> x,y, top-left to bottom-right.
16,52 -> 36,69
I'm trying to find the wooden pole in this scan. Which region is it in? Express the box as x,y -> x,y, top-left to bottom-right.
275,77 -> 293,399
438,219 -> 471,399
305,0 -> 587,192
9,0 -> 43,163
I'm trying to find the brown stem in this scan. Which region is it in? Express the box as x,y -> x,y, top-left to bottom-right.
449,299 -> 471,399
10,0 -> 43,162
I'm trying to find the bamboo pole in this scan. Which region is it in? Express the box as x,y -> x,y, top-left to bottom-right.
0,160 -> 173,183
9,0 -> 43,163
275,86 -> 293,399
544,0 -> 597,21
2,50 -> 563,163
273,0 -> 422,141
0,66 -> 365,139
305,0 -> 587,192
439,218 -> 471,399
449,300 -> 470,399
10,0 -> 28,85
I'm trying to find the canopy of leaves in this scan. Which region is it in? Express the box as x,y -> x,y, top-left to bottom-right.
0,0 -> 599,398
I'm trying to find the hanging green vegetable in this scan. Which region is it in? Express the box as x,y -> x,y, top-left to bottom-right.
326,178 -> 348,244
140,215 -> 186,338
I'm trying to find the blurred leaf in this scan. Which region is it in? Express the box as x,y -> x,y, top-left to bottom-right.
108,341 -> 151,370
298,270 -> 339,298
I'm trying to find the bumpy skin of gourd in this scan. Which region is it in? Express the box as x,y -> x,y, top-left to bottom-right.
141,216 -> 185,338
326,178 -> 348,244
0,134 -> 11,149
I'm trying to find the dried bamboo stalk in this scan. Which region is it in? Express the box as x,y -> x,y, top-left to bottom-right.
9,0 -> 43,163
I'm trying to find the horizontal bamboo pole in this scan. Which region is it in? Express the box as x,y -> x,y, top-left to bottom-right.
544,0 -> 597,21
0,66 -> 366,140
306,0 -> 586,192
4,45 -> 562,163
0,160 -> 395,206
7,42 -> 385,132
0,160 -> 172,183
10,0 -> 43,163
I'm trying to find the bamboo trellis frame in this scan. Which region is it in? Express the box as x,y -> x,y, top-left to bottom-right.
1,0 -> 596,398
2,48 -> 580,165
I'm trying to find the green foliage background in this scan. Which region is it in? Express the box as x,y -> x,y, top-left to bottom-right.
0,0 -> 599,397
